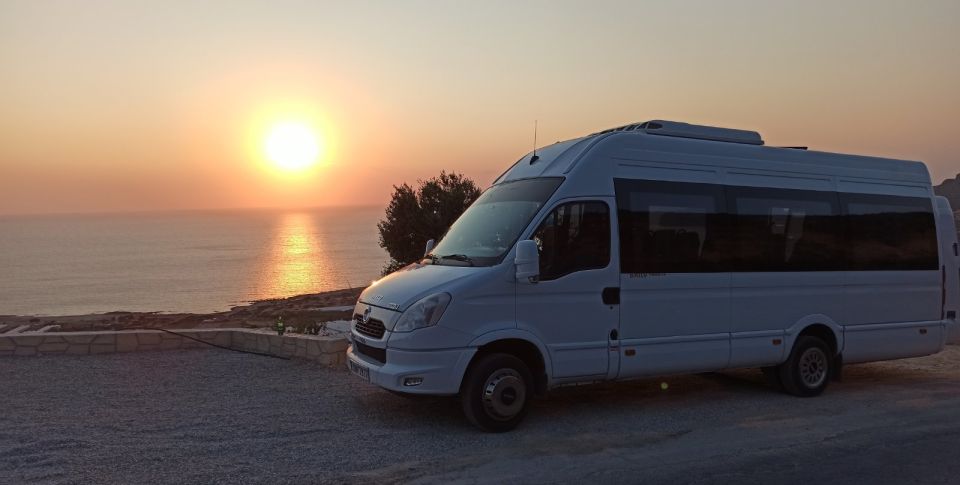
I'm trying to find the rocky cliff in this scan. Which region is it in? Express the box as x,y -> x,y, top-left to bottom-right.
934,174 -> 960,212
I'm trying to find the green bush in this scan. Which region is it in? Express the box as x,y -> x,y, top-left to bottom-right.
378,171 -> 481,275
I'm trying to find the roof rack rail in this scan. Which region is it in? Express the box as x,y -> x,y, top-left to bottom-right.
593,120 -> 764,146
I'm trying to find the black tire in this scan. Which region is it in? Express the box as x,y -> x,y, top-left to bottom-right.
761,366 -> 783,390
777,336 -> 832,397
460,353 -> 533,432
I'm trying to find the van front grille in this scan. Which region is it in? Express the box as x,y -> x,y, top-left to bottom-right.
354,313 -> 386,339
354,340 -> 386,364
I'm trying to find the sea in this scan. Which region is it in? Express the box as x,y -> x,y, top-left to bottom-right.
0,207 -> 389,316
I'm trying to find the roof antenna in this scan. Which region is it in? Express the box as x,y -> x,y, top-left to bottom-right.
529,120 -> 540,164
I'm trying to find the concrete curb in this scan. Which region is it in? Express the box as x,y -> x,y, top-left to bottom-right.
0,328 -> 349,367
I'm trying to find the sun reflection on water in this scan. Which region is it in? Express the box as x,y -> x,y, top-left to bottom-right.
255,212 -> 326,300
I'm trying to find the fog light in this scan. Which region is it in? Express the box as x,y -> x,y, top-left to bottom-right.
403,377 -> 423,387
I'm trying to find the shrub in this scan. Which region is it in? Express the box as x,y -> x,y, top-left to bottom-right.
378,171 -> 481,274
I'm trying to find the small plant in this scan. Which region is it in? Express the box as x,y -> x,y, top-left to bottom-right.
271,320 -> 330,336
302,321 -> 328,335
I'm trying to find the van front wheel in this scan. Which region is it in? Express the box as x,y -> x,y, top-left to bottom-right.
460,353 -> 532,432
778,336 -> 832,397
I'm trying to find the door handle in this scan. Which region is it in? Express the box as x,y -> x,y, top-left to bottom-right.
602,287 -> 620,305
610,329 -> 619,340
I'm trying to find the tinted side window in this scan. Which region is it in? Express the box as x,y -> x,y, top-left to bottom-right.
532,201 -> 610,280
843,194 -> 938,271
615,179 -> 730,273
729,187 -> 843,271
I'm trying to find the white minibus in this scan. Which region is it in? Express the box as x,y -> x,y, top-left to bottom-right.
347,120 -> 960,432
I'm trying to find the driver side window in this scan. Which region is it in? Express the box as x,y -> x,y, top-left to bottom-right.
532,201 -> 610,281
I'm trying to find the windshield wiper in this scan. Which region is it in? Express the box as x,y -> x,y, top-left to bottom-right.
438,254 -> 475,266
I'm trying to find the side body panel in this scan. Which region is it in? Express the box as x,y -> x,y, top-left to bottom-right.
936,196 -> 960,344
618,272 -> 731,375
561,133 -> 939,374
613,165 -> 731,376
724,173 -> 844,367
840,182 -> 944,363
515,196 -> 621,380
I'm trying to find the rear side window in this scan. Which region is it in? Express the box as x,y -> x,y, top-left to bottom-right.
728,187 -> 844,271
531,201 -> 610,281
843,194 -> 938,271
615,179 -> 730,273
615,177 -> 941,274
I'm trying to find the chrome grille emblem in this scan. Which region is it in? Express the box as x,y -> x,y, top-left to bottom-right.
362,306 -> 372,324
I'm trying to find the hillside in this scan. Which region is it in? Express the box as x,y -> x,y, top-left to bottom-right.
934,174 -> 960,212
933,175 -> 960,241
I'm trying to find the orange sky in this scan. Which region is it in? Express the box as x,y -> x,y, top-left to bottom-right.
1,0 -> 958,215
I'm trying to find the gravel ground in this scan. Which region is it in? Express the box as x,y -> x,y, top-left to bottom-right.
3,346 -> 960,484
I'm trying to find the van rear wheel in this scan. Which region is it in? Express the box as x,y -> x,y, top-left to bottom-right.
778,336 -> 832,397
460,353 -> 532,432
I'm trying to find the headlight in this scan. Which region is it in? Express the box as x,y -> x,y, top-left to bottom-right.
393,293 -> 451,333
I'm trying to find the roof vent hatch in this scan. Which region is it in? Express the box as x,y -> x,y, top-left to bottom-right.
594,120 -> 764,146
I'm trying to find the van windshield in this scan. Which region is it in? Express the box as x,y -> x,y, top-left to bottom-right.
427,177 -> 563,267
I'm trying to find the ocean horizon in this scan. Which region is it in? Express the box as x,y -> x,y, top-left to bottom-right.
0,207 -> 388,316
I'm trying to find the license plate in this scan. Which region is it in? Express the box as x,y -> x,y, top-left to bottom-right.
349,359 -> 370,382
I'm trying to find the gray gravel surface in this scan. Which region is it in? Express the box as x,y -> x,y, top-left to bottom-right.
3,347 -> 960,484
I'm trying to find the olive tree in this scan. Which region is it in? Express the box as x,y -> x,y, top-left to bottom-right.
378,171 -> 482,275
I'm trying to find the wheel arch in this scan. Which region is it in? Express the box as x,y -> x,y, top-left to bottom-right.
464,330 -> 552,395
786,315 -> 843,357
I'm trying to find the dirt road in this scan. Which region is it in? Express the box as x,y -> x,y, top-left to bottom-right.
3,346 -> 959,484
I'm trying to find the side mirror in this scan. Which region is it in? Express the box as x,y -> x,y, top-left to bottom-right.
424,239 -> 435,257
514,239 -> 540,283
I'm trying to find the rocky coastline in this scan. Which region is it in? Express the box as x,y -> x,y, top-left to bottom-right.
0,287 -> 364,334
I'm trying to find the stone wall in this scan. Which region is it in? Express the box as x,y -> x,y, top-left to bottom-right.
0,328 -> 349,366
230,330 -> 349,365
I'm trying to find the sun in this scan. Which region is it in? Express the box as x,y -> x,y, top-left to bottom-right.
264,121 -> 322,171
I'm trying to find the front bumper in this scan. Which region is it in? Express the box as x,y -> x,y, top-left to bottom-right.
346,343 -> 476,395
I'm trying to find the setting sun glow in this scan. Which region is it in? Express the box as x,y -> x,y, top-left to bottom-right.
264,122 -> 322,171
